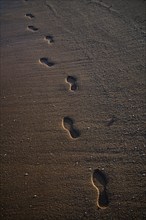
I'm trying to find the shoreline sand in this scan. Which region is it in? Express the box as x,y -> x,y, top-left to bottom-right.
0,0 -> 146,219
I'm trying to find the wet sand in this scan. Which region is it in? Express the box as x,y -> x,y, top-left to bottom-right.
0,0 -> 146,219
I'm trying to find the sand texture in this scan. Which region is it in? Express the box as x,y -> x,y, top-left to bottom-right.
0,0 -> 146,219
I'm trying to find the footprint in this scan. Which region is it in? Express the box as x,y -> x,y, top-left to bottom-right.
62,117 -> 80,139
27,25 -> 38,32
39,57 -> 54,67
107,115 -> 117,126
25,13 -> 35,19
66,76 -> 78,91
45,35 -> 54,44
91,169 -> 109,209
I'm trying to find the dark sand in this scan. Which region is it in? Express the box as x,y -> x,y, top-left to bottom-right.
0,0 -> 146,219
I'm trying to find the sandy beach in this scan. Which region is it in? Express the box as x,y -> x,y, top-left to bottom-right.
0,0 -> 146,219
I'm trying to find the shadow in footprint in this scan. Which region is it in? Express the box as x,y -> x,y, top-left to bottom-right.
39,57 -> 54,67
107,115 -> 117,126
45,35 -> 54,44
27,25 -> 38,32
25,13 -> 35,19
62,117 -> 80,139
92,169 -> 109,209
66,76 -> 78,91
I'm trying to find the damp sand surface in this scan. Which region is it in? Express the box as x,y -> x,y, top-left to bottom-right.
0,0 -> 146,220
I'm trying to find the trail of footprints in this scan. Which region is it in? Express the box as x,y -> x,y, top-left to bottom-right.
24,1 -> 110,210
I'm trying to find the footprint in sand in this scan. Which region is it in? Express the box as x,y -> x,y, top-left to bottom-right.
27,25 -> 38,32
66,76 -> 78,91
107,115 -> 117,126
91,169 -> 109,209
39,57 -> 54,67
45,35 -> 54,44
25,13 -> 35,19
62,117 -> 80,139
